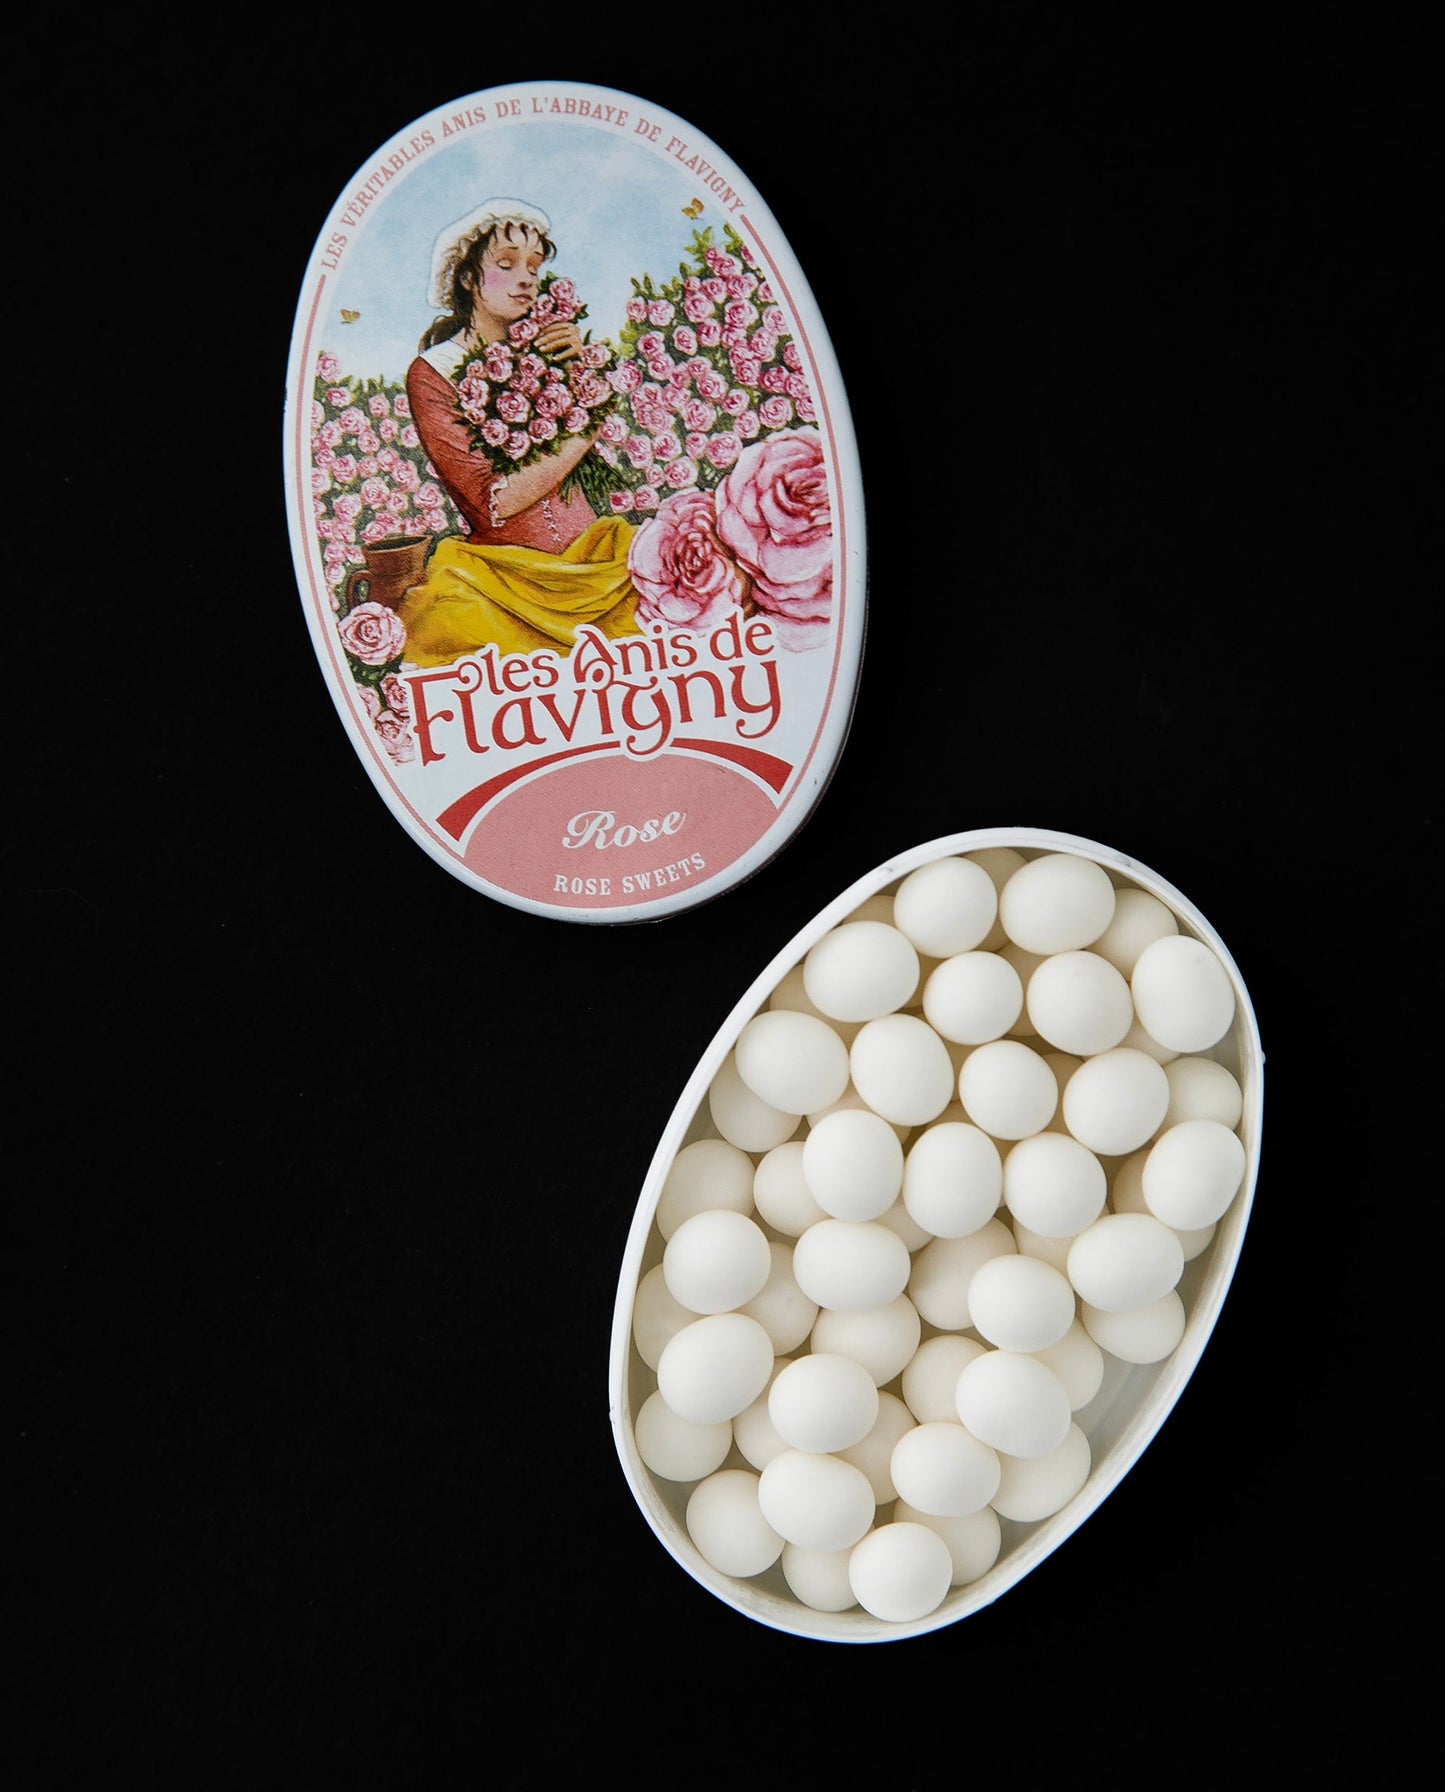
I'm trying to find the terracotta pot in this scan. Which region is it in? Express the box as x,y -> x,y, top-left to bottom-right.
343,536 -> 430,612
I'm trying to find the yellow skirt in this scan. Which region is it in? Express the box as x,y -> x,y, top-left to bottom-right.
397,518 -> 641,665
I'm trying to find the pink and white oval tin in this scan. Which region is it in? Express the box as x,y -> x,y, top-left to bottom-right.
283,81 -> 865,923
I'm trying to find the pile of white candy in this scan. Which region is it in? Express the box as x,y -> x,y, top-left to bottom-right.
628,848 -> 1248,1625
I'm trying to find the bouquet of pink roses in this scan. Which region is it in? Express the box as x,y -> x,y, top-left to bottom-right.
451,274 -> 617,497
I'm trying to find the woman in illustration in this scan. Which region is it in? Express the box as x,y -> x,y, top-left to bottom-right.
396,198 -> 641,664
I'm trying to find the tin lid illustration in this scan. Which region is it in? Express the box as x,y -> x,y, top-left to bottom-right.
283,82 -> 866,923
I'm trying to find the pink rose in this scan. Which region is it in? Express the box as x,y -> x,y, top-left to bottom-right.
628,487 -> 747,629
380,672 -> 411,719
317,352 -> 341,381
705,431 -> 743,470
672,325 -> 698,356
757,394 -> 794,430
327,387 -> 351,408
339,600 -> 407,666
626,297 -> 648,323
368,394 -> 391,419
647,300 -> 675,326
375,709 -> 415,763
394,394 -> 412,418
714,428 -> 832,650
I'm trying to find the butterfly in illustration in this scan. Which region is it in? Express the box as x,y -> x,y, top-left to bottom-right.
340,309 -> 360,323
682,198 -> 704,219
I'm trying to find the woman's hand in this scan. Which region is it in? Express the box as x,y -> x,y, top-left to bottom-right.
534,319 -> 585,363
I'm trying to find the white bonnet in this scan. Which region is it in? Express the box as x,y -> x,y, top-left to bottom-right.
427,198 -> 552,310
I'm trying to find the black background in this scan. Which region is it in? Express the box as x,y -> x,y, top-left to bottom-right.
15,13 -> 1432,1783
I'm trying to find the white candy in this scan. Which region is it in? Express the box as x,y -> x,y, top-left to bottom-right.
957,1038 -> 1060,1139
708,1049 -> 800,1152
656,1312 -> 775,1424
1111,1149 -> 1216,1261
1141,1118 -> 1247,1229
900,1333 -> 988,1422
922,950 -> 1024,1044
850,1013 -> 956,1126
752,1140 -> 828,1236
686,1469 -> 783,1578
663,1208 -> 772,1314
848,1522 -> 954,1623
734,1008 -> 851,1116
810,1295 -> 922,1387
967,1253 -> 1077,1351
835,1391 -> 917,1502
1030,1319 -> 1106,1410
654,1136 -> 756,1240
733,1362 -> 791,1471
632,1263 -> 696,1370
802,920 -> 920,1021
634,1389 -> 733,1482
1090,887 -> 1179,976
740,1241 -> 819,1354
1130,934 -> 1237,1052
1025,950 -> 1135,1056
782,1543 -> 858,1613
966,847 -> 1028,953
1001,1131 -> 1107,1238
1066,1211 -> 1185,1312
901,1119 -> 1003,1238
629,844 -> 1254,1630
758,1449 -> 876,1552
954,1349 -> 1072,1459
768,1352 -> 880,1454
802,1106 -> 905,1220
892,1501 -> 1001,1586
1162,1055 -> 1244,1130
998,852 -> 1116,954
1061,1046 -> 1172,1156
890,1420 -> 1001,1517
990,1423 -> 1092,1522
1080,1290 -> 1187,1363
891,856 -> 999,958
791,1218 -> 913,1311
908,1217 -> 1016,1331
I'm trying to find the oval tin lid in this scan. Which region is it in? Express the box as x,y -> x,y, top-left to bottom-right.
283,81 -> 866,924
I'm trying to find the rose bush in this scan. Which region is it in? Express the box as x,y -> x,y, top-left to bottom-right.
629,487 -> 749,630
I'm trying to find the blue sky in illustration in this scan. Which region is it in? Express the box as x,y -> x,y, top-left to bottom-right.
310,104 -> 752,386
